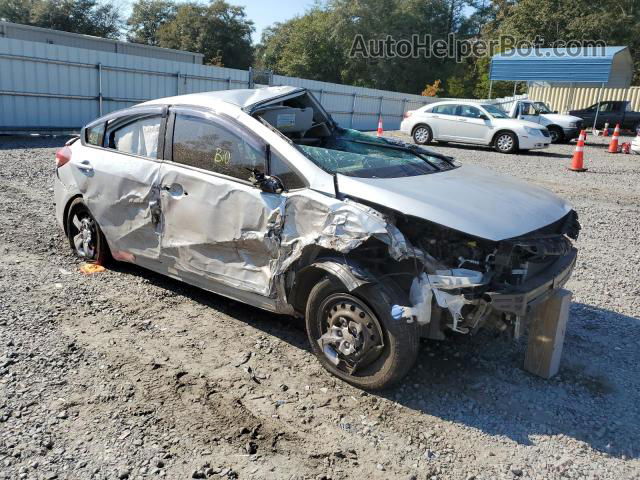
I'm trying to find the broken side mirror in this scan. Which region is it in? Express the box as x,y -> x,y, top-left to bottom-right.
248,168 -> 284,194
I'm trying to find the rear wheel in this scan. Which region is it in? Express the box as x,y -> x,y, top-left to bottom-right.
494,131 -> 518,154
66,198 -> 109,265
412,125 -> 433,145
305,276 -> 419,390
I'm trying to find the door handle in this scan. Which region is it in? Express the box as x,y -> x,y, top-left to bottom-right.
77,160 -> 94,175
161,183 -> 187,197
458,118 -> 468,122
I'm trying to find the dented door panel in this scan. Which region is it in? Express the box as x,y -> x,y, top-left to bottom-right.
158,163 -> 284,296
71,146 -> 163,262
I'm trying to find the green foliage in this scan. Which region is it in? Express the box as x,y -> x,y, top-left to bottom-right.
127,0 -> 176,45
155,0 -> 254,68
0,0 -> 123,38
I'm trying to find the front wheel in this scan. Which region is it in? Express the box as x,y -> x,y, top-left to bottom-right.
305,276 -> 419,390
66,198 -> 110,265
494,132 -> 518,154
548,127 -> 564,144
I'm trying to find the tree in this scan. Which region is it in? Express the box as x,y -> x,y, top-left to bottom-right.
127,0 -> 176,46
255,8 -> 344,83
0,0 -> 123,38
156,0 -> 254,68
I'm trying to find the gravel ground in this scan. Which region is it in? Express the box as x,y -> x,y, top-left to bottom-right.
0,133 -> 639,480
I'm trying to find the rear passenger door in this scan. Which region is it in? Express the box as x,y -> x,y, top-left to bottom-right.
429,104 -> 459,140
75,106 -> 166,263
157,107 -> 285,297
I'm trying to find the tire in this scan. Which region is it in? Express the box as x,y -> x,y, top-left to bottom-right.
493,131 -> 518,154
412,124 -> 433,145
548,126 -> 564,144
66,198 -> 110,265
305,276 -> 419,390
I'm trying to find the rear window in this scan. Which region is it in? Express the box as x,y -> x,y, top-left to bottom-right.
105,115 -> 162,158
85,123 -> 105,146
431,104 -> 457,115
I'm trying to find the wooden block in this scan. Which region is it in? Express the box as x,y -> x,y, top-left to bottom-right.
524,288 -> 572,379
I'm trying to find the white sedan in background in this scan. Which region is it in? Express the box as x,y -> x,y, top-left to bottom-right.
400,101 -> 551,154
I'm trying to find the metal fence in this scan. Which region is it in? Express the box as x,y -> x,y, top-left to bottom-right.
528,85 -> 640,113
0,37 -> 432,134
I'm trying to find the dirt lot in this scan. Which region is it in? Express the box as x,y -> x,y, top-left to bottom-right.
1,133 -> 639,480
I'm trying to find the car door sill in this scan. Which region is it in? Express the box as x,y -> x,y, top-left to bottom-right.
133,256 -> 282,314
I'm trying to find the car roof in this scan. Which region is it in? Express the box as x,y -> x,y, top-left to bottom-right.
426,100 -> 489,108
140,85 -> 304,111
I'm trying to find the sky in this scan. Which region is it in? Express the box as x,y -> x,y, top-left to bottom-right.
120,0 -> 317,44
230,0 -> 317,43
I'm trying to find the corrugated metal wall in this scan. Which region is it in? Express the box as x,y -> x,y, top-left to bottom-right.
0,37 -> 433,133
528,85 -> 640,113
0,21 -> 204,64
272,74 -> 433,131
0,38 -> 250,131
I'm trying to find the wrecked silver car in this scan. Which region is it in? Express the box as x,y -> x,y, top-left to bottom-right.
54,86 -> 579,389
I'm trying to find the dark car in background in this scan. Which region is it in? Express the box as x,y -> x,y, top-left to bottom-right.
570,100 -> 640,131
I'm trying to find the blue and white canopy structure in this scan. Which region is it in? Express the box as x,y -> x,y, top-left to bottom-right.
489,46 -> 634,127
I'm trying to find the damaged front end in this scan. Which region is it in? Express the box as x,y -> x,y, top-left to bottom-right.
389,210 -> 580,339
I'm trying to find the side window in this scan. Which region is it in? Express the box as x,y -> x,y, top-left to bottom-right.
270,151 -> 305,190
172,113 -> 265,181
105,115 -> 161,158
85,123 -> 105,146
600,102 -> 614,113
457,105 -> 483,118
432,104 -> 456,115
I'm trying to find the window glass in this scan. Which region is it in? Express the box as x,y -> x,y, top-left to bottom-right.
86,123 -> 105,146
106,116 -> 161,158
431,104 -> 457,115
457,105 -> 483,118
598,102 -> 619,112
172,114 -> 265,181
270,151 -> 305,190
480,104 -> 508,118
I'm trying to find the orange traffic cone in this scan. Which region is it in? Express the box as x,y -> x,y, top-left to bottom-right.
569,130 -> 587,172
608,124 -> 620,153
376,116 -> 384,137
603,122 -> 609,137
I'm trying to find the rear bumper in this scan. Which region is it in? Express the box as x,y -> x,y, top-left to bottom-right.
485,248 -> 577,316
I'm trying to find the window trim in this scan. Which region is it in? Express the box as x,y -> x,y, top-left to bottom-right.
165,106 -> 309,191
80,105 -> 168,163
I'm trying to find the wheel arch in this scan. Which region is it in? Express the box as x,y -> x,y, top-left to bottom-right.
62,194 -> 84,236
491,129 -> 519,147
411,122 -> 432,136
287,257 -> 377,314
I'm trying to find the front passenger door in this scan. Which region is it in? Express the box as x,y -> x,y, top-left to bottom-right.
454,105 -> 491,143
158,108 -> 284,297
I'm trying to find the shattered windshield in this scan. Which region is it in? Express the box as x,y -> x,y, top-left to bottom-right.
298,129 -> 457,178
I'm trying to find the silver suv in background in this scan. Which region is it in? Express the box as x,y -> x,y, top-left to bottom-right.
401,100 -> 551,153
54,87 -> 579,390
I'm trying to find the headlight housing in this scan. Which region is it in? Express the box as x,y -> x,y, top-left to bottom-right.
524,126 -> 543,136
569,121 -> 578,128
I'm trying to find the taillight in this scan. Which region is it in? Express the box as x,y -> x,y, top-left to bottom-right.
403,110 -> 414,119
55,146 -> 72,168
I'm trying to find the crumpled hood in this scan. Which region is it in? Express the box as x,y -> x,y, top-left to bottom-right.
336,165 -> 573,241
